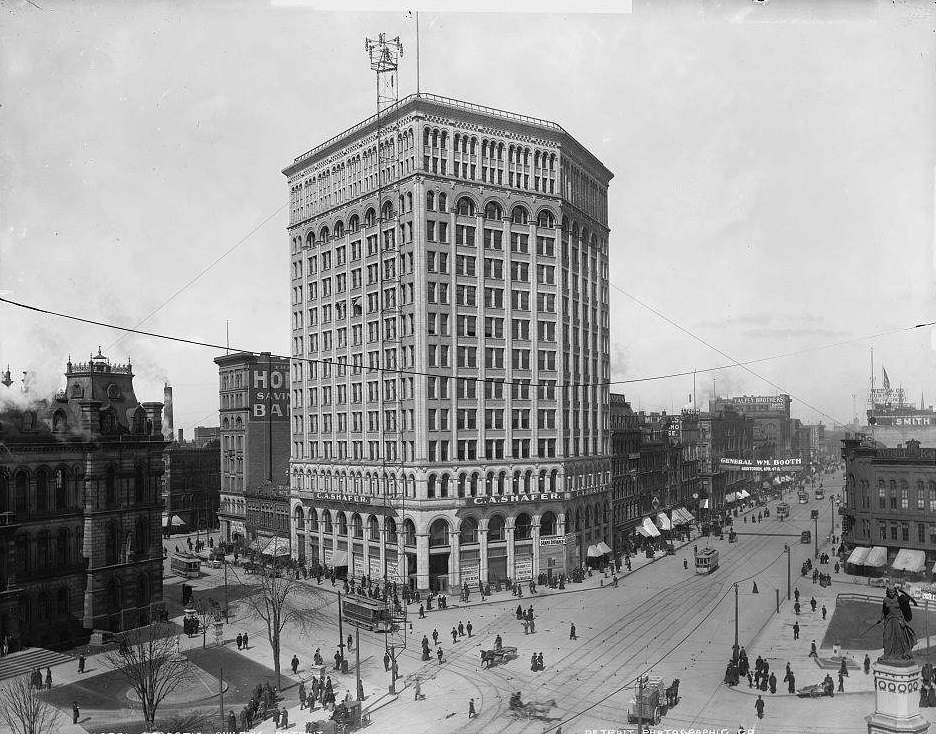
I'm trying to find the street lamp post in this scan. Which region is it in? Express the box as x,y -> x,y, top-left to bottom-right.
786,544 -> 791,600
814,515 -> 819,559
732,582 -> 740,665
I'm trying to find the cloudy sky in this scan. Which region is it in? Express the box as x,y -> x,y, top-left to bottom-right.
1,0 -> 934,433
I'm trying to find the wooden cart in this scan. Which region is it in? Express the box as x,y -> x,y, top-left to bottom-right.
627,676 -> 665,724
480,645 -> 518,668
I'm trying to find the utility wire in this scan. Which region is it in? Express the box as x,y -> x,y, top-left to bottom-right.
106,202 -> 286,352
2,295 -> 933,398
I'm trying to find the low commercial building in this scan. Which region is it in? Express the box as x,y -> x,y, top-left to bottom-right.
841,437 -> 936,576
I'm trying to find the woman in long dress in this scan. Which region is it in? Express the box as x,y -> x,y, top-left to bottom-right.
879,585 -> 917,662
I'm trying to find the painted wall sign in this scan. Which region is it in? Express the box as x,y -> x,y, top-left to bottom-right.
470,492 -> 569,506
249,363 -> 290,421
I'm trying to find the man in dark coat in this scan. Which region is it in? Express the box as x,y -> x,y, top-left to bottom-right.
784,669 -> 796,694
754,695 -> 764,719
793,621 -> 800,640
810,597 -> 817,612
768,672 -> 777,694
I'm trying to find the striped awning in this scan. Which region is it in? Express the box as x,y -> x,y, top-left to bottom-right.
700,499 -> 710,509
738,489 -> 750,500
724,492 -> 737,503
656,513 -> 673,531
641,517 -> 661,538
329,550 -> 349,567
865,546 -> 889,568
892,549 -> 926,573
846,546 -> 870,566
260,537 -> 291,557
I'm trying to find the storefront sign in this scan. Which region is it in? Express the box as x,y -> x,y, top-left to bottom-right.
461,562 -> 480,586
310,492 -> 374,505
539,537 -> 566,546
730,396 -> 789,406
249,363 -> 289,421
720,458 -> 802,472
324,549 -> 333,565
368,557 -> 382,579
515,555 -> 533,581
353,555 -> 364,578
470,492 -> 569,506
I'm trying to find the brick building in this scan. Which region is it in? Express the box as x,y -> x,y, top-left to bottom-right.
215,352 -> 290,544
162,439 -> 220,535
840,437 -> 936,575
699,406 -> 754,518
710,395 -> 793,460
609,394 -> 640,553
0,351 -> 166,648
286,93 -> 613,589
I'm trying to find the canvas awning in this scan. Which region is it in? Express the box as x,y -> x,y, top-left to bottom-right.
738,489 -> 750,500
261,537 -> 291,558
163,514 -> 185,527
636,526 -> 652,538
865,546 -> 889,568
671,507 -> 689,525
597,541 -> 612,555
641,517 -> 661,538
724,492 -> 737,503
700,499 -> 710,509
656,513 -> 673,531
329,550 -> 349,567
846,546 -> 870,566
892,549 -> 926,573
586,545 -> 602,558
677,507 -> 696,523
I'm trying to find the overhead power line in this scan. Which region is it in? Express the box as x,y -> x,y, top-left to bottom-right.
1,295 -> 932,397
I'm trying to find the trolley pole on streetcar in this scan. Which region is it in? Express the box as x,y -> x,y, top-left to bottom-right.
732,582 -> 740,666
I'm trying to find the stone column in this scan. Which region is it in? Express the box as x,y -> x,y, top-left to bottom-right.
449,530 -> 460,587
479,525 -> 489,584
867,661 -> 930,734
531,517 -> 541,579
415,534 -> 429,591
378,517 -> 387,579
505,523 -> 515,581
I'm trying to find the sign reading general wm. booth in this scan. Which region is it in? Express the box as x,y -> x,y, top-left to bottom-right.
719,458 -> 803,472
249,363 -> 289,421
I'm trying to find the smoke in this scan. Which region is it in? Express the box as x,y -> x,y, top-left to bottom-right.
610,342 -> 629,383
0,326 -> 69,411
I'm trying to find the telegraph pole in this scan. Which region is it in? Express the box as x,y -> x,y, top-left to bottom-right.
732,583 -> 740,665
814,515 -> 819,559
786,544 -> 791,600
355,624 -> 362,700
338,591 -> 345,665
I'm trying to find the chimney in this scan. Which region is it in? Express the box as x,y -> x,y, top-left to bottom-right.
163,383 -> 174,440
178,428 -> 184,444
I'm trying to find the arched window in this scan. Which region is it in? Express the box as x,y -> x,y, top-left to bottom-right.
351,513 -> 363,538
56,528 -> 68,566
35,470 -> 48,514
470,473 -> 479,497
515,514 -> 532,540
105,466 -> 117,507
319,226 -> 330,242
0,473 -> 8,513
55,468 -> 68,510
15,472 -> 28,515
334,221 -> 345,238
323,510 -> 333,534
427,475 -> 436,499
427,191 -> 435,211
510,205 -> 529,224
36,531 -> 50,570
105,523 -> 118,566
537,209 -> 555,228
540,511 -> 557,536
485,472 -> 494,496
381,201 -> 394,221
294,506 -> 305,530
368,516 -> 380,541
134,466 -> 145,503
348,213 -> 360,232
439,475 -> 449,498
438,193 -> 447,212
456,197 -> 475,217
457,474 -> 467,498
338,513 -> 348,536
385,517 -> 398,544
488,515 -> 506,542
484,201 -> 502,220
403,519 -> 416,546
364,208 -> 376,227
497,471 -> 506,495
550,469 -> 559,492
134,518 -> 149,555
428,518 -> 450,547
460,517 -> 479,545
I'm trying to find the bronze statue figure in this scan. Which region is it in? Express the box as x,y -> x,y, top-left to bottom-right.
878,582 -> 918,664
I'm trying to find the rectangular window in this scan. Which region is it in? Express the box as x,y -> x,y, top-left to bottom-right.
456,285 -> 476,306
484,287 -> 504,309
484,379 -> 504,400
457,346 -> 477,368
510,233 -> 529,253
484,317 -> 504,338
456,255 -> 477,276
536,236 -> 555,257
426,220 -> 436,242
484,229 -> 503,250
484,258 -> 503,279
456,226 -> 476,247
484,347 -> 504,369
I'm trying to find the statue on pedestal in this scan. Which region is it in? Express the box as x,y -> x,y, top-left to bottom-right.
878,582 -> 919,664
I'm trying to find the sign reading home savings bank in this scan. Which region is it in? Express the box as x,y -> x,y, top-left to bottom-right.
249,363 -> 289,421
720,458 -> 803,472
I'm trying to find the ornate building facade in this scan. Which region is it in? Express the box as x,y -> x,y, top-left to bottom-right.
0,351 -> 166,648
285,93 -> 613,590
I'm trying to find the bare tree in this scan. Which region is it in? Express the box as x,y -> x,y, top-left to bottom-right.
0,674 -> 61,734
230,558 -> 325,687
102,621 -> 195,726
193,598 -> 223,649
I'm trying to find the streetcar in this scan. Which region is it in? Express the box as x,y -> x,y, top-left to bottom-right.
694,547 -> 719,575
170,552 -> 201,579
798,492 -> 809,505
341,595 -> 396,632
814,488 -> 824,500
776,502 -> 790,520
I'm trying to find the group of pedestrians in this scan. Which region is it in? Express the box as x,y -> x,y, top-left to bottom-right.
920,663 -> 936,707
297,672 -> 336,711
235,632 -> 250,650
530,652 -> 545,671
29,667 -> 51,690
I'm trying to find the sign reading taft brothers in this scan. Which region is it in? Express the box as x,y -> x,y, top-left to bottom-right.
250,363 -> 289,420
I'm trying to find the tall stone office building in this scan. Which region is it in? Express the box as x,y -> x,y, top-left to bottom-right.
285,93 -> 613,590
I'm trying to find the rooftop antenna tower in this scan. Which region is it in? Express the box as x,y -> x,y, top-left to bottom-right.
365,30 -> 408,692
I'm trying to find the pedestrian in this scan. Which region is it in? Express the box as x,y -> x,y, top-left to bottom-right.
299,680 -> 307,709
347,634 -> 353,651
792,621 -> 800,640
570,623 -> 577,640
864,654 -> 871,675
227,709 -> 237,732
747,672 -> 754,688
838,671 -> 845,692
754,695 -> 764,720
529,619 -> 536,633
466,621 -> 473,637
335,650 -> 343,669
272,706 -> 281,728
243,632 -> 248,648
684,558 -> 688,570
78,654 -> 85,673
419,604 -> 425,619
358,679 -> 364,700
768,672 -> 776,694
522,620 -> 529,635
537,652 -> 544,671
822,605 -> 827,621
921,684 -> 930,708
236,633 -> 243,650
452,627 -> 458,644
72,701 -> 80,725
432,629 -> 439,645
291,654 -> 299,675
516,604 -> 523,620
45,667 -> 51,690
458,621 -> 465,637
383,652 -> 391,672
810,597 -> 817,612
414,677 -> 423,701
437,647 -> 443,664
752,582 -> 758,594
839,658 -> 849,678
468,698 -> 477,718
928,682 -> 936,708
809,640 -> 818,658
794,588 -> 800,603
794,601 -> 801,615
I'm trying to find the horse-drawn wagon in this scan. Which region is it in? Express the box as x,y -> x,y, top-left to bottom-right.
480,646 -> 518,668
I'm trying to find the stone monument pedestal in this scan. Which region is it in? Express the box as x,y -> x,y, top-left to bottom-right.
867,661 -> 930,734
